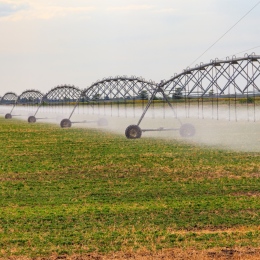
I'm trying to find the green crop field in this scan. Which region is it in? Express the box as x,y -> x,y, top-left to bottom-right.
0,117 -> 260,259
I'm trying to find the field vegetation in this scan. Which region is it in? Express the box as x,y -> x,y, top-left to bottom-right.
23,95 -> 260,108
0,117 -> 260,259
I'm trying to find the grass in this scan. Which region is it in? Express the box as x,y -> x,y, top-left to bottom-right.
0,117 -> 260,258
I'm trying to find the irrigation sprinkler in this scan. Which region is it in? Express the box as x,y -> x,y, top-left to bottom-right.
125,54 -> 260,139
60,76 -> 156,128
60,118 -> 108,128
0,90 -> 44,120
0,92 -> 19,119
59,94 -> 108,128
125,81 -> 196,139
166,54 -> 260,122
28,85 -> 82,124
27,103 -> 48,123
16,90 -> 44,121
1,54 -> 259,131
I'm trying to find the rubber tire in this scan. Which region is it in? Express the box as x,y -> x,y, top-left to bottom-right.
60,119 -> 72,128
125,125 -> 142,139
179,123 -> 196,137
28,116 -> 36,123
5,113 -> 12,119
97,118 -> 108,126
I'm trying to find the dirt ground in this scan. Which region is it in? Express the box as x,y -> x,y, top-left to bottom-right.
3,247 -> 260,260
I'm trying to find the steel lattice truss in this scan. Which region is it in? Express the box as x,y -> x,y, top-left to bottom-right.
42,85 -> 82,103
17,89 -> 44,104
1,56 -> 260,107
162,55 -> 260,98
83,76 -> 157,100
0,92 -> 18,104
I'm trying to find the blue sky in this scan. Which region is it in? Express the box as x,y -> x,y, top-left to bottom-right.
0,0 -> 259,96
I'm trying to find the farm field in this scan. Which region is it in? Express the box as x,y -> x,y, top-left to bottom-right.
0,117 -> 260,259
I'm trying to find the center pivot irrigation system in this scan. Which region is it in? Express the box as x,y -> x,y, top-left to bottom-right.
1,92 -> 18,119
125,81 -> 195,139
125,54 -> 260,138
59,76 -> 158,128
1,54 -> 260,139
0,90 -> 43,119
27,85 -> 82,124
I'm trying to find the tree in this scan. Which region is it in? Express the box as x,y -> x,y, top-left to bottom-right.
172,87 -> 182,99
63,97 -> 71,102
247,96 -> 254,103
92,93 -> 101,100
208,89 -> 214,97
139,90 -> 148,100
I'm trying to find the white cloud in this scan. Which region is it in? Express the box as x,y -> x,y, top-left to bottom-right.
28,5 -> 96,20
0,1 -> 96,21
0,1 -> 29,17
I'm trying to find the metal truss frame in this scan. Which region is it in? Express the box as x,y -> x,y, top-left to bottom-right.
8,90 -> 45,119
162,55 -> 260,97
60,76 -> 157,128
125,82 -> 195,139
0,92 -> 18,104
84,76 -> 157,100
1,55 -> 259,134
0,92 -> 19,119
42,85 -> 82,103
18,89 -> 44,104
125,55 -> 260,138
28,85 -> 82,123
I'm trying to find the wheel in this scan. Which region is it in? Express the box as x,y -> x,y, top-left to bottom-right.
125,125 -> 142,139
179,123 -> 196,137
97,118 -> 108,126
28,116 -> 36,123
60,119 -> 72,128
5,113 -> 12,119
